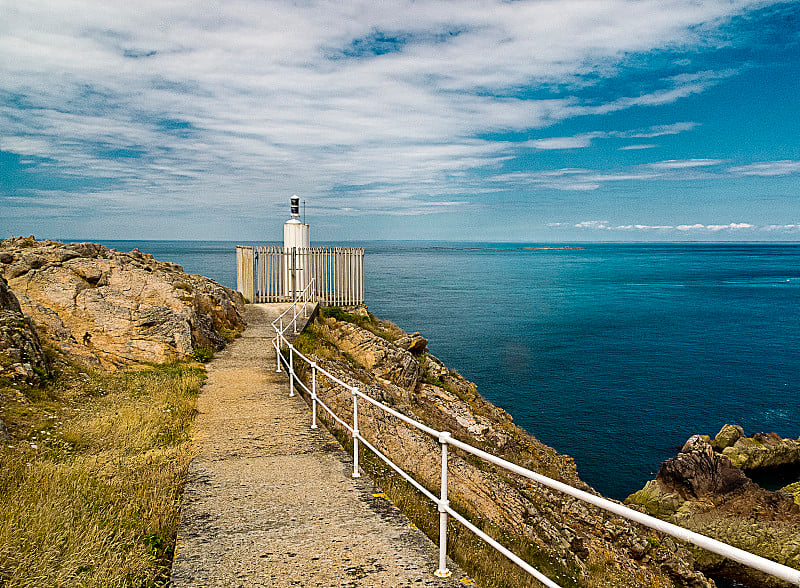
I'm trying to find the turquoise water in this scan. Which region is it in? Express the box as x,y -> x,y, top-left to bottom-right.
84,240 -> 800,499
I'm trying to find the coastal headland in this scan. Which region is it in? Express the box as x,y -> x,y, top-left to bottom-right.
1,237 -> 798,587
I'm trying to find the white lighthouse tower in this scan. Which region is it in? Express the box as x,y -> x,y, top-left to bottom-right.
283,195 -> 310,297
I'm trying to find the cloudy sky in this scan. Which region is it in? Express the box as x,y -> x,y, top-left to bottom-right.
1,0 -> 798,241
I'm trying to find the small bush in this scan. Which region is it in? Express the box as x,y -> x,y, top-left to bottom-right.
192,347 -> 213,363
217,327 -> 237,342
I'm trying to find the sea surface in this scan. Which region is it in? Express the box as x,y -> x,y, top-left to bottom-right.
83,240 -> 800,500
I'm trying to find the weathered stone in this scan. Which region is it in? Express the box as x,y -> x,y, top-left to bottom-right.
0,237 -> 246,367
664,436 -> 749,500
783,481 -> 800,506
0,417 -> 10,440
395,332 -> 428,354
721,430 -> 800,470
330,321 -> 422,390
712,423 -> 745,451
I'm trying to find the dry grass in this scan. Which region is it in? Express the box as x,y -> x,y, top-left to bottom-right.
0,361 -> 205,587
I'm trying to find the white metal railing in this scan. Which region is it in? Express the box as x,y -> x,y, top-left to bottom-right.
271,293 -> 800,587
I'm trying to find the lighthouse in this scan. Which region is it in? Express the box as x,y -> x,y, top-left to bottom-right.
283,195 -> 310,297
236,196 -> 364,305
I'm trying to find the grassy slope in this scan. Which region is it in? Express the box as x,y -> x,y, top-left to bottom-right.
0,360 -> 204,587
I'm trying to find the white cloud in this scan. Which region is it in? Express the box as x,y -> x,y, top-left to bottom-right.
727,161 -> 800,176
524,122 -> 699,151
622,122 -> 699,138
648,159 -> 725,170
525,134 -> 598,150
490,157 -> 796,192
618,144 -> 658,150
764,224 -> 800,231
573,221 -> 757,232
0,0 -> 780,225
706,222 -> 754,231
575,220 -> 610,229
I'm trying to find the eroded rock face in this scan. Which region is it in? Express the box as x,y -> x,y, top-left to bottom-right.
712,425 -> 800,471
627,431 -> 800,587
662,435 -> 751,500
0,275 -> 49,384
0,237 -> 246,367
299,310 -> 713,588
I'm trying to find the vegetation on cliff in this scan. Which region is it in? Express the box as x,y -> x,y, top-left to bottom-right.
294,306 -> 712,588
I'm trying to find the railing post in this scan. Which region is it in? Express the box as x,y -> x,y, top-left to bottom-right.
275,337 -> 281,373
311,363 -> 318,429
435,431 -> 452,578
293,302 -> 298,334
289,347 -> 295,397
352,387 -> 361,478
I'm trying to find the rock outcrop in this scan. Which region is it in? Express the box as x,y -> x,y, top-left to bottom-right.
711,424 -> 800,471
297,308 -> 713,588
0,274 -> 49,384
0,237 -> 246,367
627,430 -> 800,587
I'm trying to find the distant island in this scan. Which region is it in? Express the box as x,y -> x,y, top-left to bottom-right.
523,246 -> 584,251
431,246 -> 584,252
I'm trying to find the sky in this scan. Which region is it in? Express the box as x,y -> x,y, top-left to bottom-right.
1,0 -> 799,242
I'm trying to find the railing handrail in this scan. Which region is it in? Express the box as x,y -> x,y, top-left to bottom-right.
271,278 -> 316,338
270,293 -> 800,586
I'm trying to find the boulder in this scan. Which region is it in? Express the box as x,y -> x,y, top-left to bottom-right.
721,430 -> 800,471
664,435 -> 750,500
394,332 -> 428,355
712,423 -> 744,450
0,237 -> 246,367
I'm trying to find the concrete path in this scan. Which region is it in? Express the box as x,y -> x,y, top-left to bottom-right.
171,303 -> 467,588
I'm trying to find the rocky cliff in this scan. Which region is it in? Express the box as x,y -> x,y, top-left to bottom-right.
294,307 -> 713,588
0,237 -> 246,368
0,274 -> 49,386
627,428 -> 800,587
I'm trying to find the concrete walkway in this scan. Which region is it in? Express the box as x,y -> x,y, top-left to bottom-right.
171,303 -> 467,587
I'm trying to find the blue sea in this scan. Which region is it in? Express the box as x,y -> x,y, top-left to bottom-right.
82,240 -> 800,500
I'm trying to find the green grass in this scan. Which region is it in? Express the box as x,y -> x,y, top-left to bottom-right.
319,306 -> 403,342
0,360 -> 205,587
191,347 -> 213,363
293,322 -> 340,362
